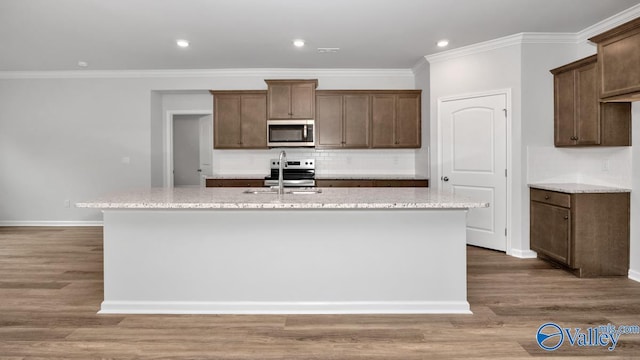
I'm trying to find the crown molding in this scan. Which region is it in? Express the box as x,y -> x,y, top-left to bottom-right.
0,68 -> 415,80
577,4 -> 640,44
411,57 -> 429,75
425,32 -> 579,64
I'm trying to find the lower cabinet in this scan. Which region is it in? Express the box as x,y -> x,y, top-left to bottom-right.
316,179 -> 428,187
530,188 -> 629,277
205,179 -> 264,187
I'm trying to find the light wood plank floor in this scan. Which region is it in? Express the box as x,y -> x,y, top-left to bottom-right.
1,226 -> 640,359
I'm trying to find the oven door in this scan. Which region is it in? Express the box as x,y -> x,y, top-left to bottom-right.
267,120 -> 315,147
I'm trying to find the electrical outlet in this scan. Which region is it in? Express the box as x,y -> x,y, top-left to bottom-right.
64,199 -> 71,208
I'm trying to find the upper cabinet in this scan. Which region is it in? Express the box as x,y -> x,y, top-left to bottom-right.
316,91 -> 371,149
372,91 -> 421,148
211,91 -> 267,149
589,17 -> 640,102
265,79 -> 318,119
550,56 -> 631,147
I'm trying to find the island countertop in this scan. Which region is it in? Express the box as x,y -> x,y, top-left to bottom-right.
76,187 -> 488,210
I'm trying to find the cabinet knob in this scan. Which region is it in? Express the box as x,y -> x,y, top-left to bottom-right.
564,215 -> 569,220
544,195 -> 550,200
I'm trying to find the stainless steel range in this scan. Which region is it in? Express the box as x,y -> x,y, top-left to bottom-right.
264,158 -> 315,187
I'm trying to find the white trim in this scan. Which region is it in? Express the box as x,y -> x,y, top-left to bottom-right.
0,68 -> 415,80
509,249 -> 538,259
577,4 -> 640,44
629,269 -> 640,283
425,33 -> 579,64
164,110 -> 212,188
426,33 -> 524,64
99,300 -> 472,315
0,221 -> 103,227
436,89 -> 512,254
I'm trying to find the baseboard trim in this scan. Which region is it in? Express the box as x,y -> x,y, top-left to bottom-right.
509,249 -> 538,259
0,221 -> 103,227
629,269 -> 640,283
99,300 -> 472,315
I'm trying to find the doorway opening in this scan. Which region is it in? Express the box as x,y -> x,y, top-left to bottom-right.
165,111 -> 212,188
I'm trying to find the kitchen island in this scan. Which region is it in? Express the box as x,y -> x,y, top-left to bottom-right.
77,187 -> 487,315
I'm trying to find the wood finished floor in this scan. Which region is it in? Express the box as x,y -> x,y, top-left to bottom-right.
1,227 -> 640,359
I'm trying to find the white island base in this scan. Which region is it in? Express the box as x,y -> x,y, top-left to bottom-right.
100,208 -> 470,314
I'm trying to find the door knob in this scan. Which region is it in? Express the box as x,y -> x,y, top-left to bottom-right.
441,176 -> 449,182
197,169 -> 202,172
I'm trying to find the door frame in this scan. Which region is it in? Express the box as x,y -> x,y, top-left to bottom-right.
164,110 -> 212,188
436,89 -> 512,254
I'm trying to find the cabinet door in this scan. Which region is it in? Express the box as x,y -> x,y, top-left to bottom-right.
371,95 -> 396,147
240,94 -> 267,148
530,201 -> 571,265
214,95 -> 242,148
268,83 -> 292,119
554,70 -> 575,146
592,19 -> 640,99
291,82 -> 315,119
316,94 -> 344,148
575,63 -> 600,145
343,95 -> 370,148
396,94 -> 420,148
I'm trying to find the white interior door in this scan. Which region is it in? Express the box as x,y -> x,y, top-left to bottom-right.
173,115 -> 201,187
199,115 -> 213,183
440,93 -> 507,251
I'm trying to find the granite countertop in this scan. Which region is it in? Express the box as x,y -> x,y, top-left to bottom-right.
528,183 -> 631,193
76,187 -> 486,210
205,175 -> 429,180
205,174 -> 265,179
316,175 -> 428,180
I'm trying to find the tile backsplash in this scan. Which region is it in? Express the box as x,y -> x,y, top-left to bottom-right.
527,146 -> 632,188
211,149 -> 418,177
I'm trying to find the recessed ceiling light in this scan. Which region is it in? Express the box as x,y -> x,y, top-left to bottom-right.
77,61 -> 88,68
293,39 -> 305,47
437,40 -> 449,48
176,39 -> 190,48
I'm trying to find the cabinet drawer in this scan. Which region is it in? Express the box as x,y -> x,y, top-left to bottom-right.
530,189 -> 571,208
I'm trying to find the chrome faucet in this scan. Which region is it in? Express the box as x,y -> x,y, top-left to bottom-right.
278,150 -> 287,195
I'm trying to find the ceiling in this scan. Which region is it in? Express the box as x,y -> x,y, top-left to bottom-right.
1,0 -> 639,71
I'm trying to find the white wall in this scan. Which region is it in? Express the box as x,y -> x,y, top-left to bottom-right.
0,70 -> 416,223
428,43 -> 525,254
413,59 -> 430,178
631,103 -> 640,281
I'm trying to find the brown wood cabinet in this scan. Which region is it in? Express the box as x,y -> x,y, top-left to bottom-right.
371,91 -> 421,148
316,91 -> 370,149
589,17 -> 640,102
316,179 -> 428,187
265,79 -> 318,119
550,56 -> 631,147
211,91 -> 267,149
530,188 -> 629,277
205,179 -> 264,187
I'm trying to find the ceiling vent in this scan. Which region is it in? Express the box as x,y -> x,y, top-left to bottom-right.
317,48 -> 340,53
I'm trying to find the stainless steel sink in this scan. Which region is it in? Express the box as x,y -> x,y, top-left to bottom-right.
242,188 -> 322,195
287,189 -> 322,195
242,189 -> 279,195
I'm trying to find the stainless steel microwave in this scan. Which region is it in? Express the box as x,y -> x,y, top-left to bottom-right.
267,119 -> 315,147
